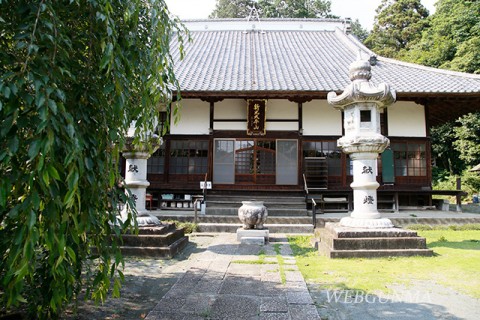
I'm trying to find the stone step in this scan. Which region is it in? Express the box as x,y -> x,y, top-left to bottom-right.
120,236 -> 189,258
197,223 -> 314,233
206,196 -> 306,203
206,201 -> 306,209
322,226 -> 420,239
326,237 -> 428,251
318,222 -> 433,258
323,248 -> 434,259
206,207 -> 308,216
121,230 -> 185,247
132,223 -> 176,235
314,217 -> 480,228
155,214 -> 314,225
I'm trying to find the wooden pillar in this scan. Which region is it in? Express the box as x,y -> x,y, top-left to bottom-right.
456,177 -> 462,212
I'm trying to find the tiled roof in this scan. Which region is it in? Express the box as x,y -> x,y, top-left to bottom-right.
170,19 -> 480,95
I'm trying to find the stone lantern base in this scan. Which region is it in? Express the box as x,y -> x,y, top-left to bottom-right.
318,222 -> 433,258
120,222 -> 189,258
339,216 -> 394,229
136,213 -> 162,226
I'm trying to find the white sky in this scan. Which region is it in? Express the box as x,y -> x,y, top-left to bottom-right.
165,0 -> 437,31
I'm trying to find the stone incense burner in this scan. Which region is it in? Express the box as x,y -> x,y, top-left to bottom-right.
238,201 -> 268,229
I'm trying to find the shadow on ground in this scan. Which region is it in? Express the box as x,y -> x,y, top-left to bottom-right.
62,235 -> 214,319
428,239 -> 480,250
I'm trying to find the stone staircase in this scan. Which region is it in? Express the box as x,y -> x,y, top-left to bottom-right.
156,214 -> 314,233
120,223 -> 189,258
205,193 -> 308,216
154,191 -> 314,233
203,191 -> 311,232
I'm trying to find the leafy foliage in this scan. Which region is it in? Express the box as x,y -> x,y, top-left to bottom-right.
210,0 -> 333,19
0,1 -> 187,318
261,0 -> 333,18
403,0 -> 480,73
453,113 -> 480,166
208,0 -> 370,42
431,122 -> 465,175
365,0 -> 429,58
209,0 -> 256,18
432,170 -> 478,200
350,19 -> 369,43
431,113 -> 480,195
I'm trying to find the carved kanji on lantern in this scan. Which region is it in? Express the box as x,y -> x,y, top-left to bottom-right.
128,164 -> 139,173
247,99 -> 267,136
362,166 -> 373,174
363,196 -> 374,205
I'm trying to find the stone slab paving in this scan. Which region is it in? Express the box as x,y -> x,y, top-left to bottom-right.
145,233 -> 320,320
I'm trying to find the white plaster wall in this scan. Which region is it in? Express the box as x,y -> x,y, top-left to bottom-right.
266,122 -> 298,131
214,99 -> 246,119
303,100 -> 342,136
388,101 -> 426,137
214,99 -> 299,131
214,122 -> 247,130
170,99 -> 210,135
267,99 -> 298,119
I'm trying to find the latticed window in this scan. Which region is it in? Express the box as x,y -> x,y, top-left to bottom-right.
303,141 -> 342,176
147,144 -> 165,174
391,142 -> 426,176
169,140 -> 209,174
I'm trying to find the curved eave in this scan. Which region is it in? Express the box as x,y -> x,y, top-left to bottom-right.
178,90 -> 330,101
177,90 -> 480,101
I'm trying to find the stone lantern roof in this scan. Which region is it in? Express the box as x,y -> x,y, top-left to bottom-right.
327,54 -> 396,110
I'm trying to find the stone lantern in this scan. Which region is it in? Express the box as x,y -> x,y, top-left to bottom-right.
122,121 -> 162,226
328,55 -> 396,228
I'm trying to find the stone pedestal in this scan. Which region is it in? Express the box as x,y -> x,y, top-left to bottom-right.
236,228 -> 269,245
319,222 -> 433,258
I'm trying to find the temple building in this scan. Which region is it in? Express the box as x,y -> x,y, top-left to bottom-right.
141,18 -> 480,212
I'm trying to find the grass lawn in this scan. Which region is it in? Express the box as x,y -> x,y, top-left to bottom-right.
288,228 -> 480,299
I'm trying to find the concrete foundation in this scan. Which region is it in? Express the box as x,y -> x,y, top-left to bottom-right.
318,222 -> 433,258
236,228 -> 269,244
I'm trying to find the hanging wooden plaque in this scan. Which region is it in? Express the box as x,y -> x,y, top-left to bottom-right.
247,99 -> 267,136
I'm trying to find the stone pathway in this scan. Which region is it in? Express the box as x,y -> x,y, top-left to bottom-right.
145,233 -> 320,320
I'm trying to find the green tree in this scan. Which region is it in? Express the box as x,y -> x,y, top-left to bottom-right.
0,1 -> 187,318
453,113 -> 480,166
209,0 -> 256,18
365,0 -> 429,58
210,0 -> 333,19
350,19 -> 369,43
403,0 -> 480,73
431,122 -> 465,175
263,0 -> 332,18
